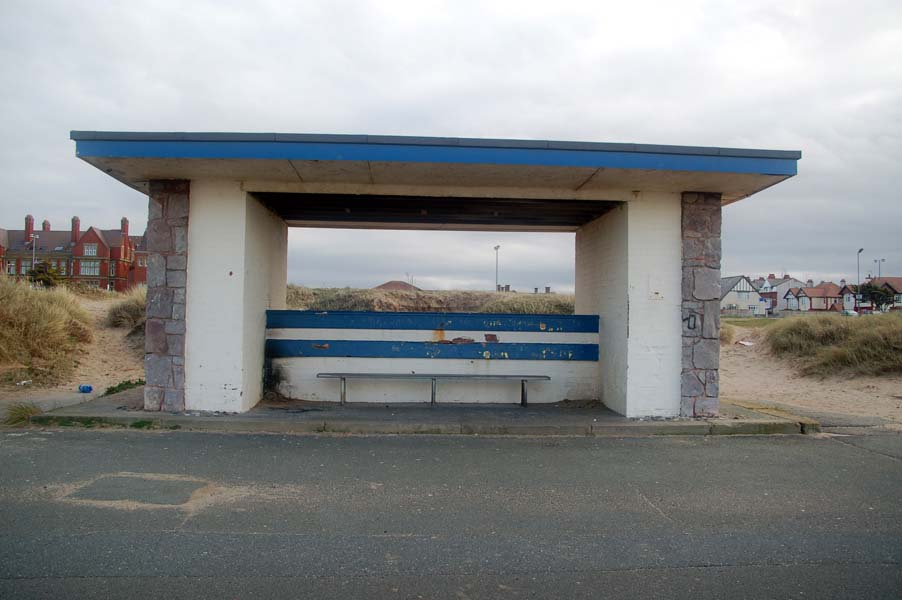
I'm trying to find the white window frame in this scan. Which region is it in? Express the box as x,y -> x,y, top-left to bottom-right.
80,260 -> 100,276
6,260 -> 15,275
20,260 -> 31,275
83,243 -> 98,257
109,261 -> 116,276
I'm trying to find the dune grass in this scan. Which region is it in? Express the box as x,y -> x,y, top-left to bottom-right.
0,278 -> 92,383
722,317 -> 779,329
765,313 -> 902,376
107,285 -> 147,329
720,323 -> 737,345
286,285 -> 574,314
477,293 -> 574,315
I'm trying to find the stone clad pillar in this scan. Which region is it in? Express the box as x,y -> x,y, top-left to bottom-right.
680,192 -> 722,417
144,180 -> 190,411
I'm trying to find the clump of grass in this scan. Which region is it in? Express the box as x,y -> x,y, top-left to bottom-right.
107,285 -> 146,328
766,314 -> 902,376
286,285 -> 315,309
3,402 -> 43,426
0,278 -> 93,383
720,323 -> 737,345
477,293 -> 575,315
103,379 -> 145,396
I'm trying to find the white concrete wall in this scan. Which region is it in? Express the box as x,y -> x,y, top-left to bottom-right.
624,193 -> 682,417
241,193 -> 288,408
575,204 -> 628,414
575,192 -> 682,417
272,357 -> 598,404
184,180 -> 287,412
268,319 -> 600,404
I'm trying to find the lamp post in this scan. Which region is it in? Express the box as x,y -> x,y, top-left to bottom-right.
30,233 -> 39,280
857,248 -> 863,309
874,258 -> 885,279
493,245 -> 501,292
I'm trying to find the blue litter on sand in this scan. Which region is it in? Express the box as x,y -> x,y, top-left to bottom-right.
78,385 -> 93,393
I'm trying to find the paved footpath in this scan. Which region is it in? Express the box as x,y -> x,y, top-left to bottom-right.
1,429 -> 900,599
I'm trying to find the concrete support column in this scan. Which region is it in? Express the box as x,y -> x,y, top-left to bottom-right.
183,180 -> 287,412
144,180 -> 190,411
680,192 -> 722,417
575,192 -> 682,417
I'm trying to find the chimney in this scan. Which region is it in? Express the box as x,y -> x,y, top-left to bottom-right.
768,273 -> 775,279
504,284 -> 510,292
840,279 -> 846,286
42,219 -> 51,232
545,286 -> 551,294
806,279 -> 813,287
25,214 -> 34,242
120,217 -> 130,252
71,216 -> 80,244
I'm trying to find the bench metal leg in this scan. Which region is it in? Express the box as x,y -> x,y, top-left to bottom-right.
340,377 -> 347,405
431,378 -> 437,405
521,379 -> 527,407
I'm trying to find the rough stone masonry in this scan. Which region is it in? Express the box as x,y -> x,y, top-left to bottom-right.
144,180 -> 189,411
681,192 -> 722,417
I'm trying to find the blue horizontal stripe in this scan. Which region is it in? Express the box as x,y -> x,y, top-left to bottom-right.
265,340 -> 599,361
266,310 -> 599,333
75,139 -> 797,176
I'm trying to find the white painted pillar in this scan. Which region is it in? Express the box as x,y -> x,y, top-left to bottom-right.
575,192 -> 682,417
184,180 -> 287,412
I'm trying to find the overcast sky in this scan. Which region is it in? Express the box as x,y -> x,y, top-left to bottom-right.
1,0 -> 899,291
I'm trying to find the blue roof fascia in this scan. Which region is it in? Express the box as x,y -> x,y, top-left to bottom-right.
71,133 -> 800,176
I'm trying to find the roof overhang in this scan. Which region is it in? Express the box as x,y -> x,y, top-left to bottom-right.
70,131 -> 800,230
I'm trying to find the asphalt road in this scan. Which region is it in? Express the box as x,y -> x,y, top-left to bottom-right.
1,429 -> 900,599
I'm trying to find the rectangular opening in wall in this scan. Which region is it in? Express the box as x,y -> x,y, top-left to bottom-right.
263,226 -> 605,405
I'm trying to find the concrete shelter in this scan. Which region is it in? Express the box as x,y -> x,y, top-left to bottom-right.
70,131 -> 800,417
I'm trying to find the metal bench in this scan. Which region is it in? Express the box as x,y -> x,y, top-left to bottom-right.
316,373 -> 551,406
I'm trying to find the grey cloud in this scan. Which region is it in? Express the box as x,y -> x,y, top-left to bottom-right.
1,0 -> 899,288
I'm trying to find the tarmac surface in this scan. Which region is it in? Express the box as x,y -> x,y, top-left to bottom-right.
1,428 -> 900,598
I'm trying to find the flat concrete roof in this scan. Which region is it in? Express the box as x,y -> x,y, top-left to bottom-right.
70,131 -> 800,205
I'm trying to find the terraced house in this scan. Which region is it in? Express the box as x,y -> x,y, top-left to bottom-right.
783,281 -> 843,312
0,214 -> 147,291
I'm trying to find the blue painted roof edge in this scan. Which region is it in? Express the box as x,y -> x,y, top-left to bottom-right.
70,131 -> 801,161
72,138 -> 798,176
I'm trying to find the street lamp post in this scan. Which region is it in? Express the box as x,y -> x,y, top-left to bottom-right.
874,258 -> 885,279
857,248 -> 863,309
494,245 -> 501,292
30,233 -> 39,281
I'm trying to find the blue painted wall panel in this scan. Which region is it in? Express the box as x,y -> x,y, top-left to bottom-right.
265,339 -> 599,361
266,310 -> 599,333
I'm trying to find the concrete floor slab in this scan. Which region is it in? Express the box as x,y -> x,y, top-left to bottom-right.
24,389 -> 815,437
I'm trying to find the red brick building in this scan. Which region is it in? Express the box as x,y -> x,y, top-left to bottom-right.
0,215 -> 147,291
